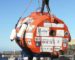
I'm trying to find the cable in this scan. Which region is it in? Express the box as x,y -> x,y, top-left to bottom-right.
38,0 -> 41,8
20,0 -> 33,18
15,0 -> 33,28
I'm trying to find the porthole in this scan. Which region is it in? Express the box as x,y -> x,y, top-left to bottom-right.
65,31 -> 69,36
49,30 -> 56,36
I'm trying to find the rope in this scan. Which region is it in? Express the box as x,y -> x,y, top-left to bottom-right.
34,0 -> 41,12
35,7 -> 41,12
38,0 -> 41,8
15,0 -> 33,28
20,0 -> 33,18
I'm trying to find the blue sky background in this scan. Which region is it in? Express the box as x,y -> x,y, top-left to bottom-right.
0,0 -> 75,51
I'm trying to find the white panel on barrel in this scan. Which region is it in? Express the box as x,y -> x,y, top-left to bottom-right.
44,22 -> 64,28
54,37 -> 63,51
52,23 -> 64,28
56,30 -> 64,36
37,27 -> 49,36
44,22 -> 51,27
40,37 -> 54,52
25,32 -> 33,39
54,37 -> 63,46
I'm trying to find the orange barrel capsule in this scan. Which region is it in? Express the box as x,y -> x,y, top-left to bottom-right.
11,12 -> 71,56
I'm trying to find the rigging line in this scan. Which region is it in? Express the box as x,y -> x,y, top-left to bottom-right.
49,0 -> 54,22
33,0 -> 41,12
20,0 -> 33,18
38,0 -> 41,8
50,0 -> 54,16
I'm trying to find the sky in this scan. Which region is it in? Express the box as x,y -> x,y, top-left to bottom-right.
0,0 -> 75,51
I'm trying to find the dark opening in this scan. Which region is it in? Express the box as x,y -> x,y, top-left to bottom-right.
49,30 -> 56,36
